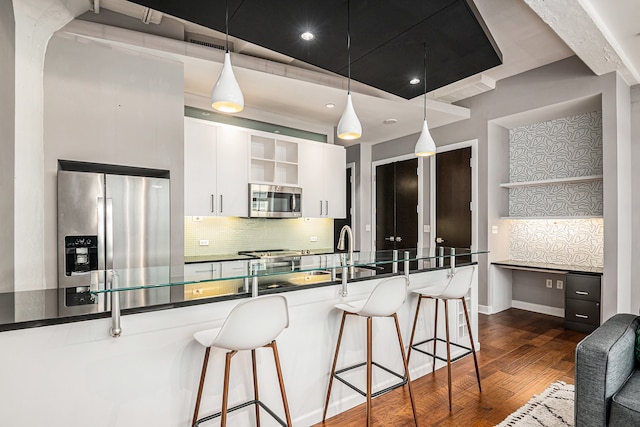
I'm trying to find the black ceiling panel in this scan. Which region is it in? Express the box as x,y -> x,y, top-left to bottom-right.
131,0 -> 502,99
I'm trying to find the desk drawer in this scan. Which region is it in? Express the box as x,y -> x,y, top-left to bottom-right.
566,274 -> 600,302
565,298 -> 600,326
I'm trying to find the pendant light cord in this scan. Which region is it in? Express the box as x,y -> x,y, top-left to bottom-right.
423,42 -> 427,121
347,0 -> 351,94
225,0 -> 230,53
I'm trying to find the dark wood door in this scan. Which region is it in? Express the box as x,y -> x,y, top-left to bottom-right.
375,158 -> 418,271
334,167 -> 352,249
375,162 -> 396,251
436,147 -> 472,265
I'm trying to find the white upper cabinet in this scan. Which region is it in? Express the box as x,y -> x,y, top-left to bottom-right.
184,117 -> 249,217
299,141 -> 346,218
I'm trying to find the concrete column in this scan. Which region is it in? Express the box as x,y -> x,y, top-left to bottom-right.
12,0 -> 90,291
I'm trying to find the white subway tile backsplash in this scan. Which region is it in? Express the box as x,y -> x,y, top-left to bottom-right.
184,217 -> 334,257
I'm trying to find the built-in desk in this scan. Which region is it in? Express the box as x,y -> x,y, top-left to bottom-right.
492,260 -> 603,275
492,260 -> 602,332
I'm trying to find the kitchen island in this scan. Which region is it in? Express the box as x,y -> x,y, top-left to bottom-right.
0,248 -> 484,427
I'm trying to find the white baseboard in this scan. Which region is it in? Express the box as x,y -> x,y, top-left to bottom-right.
478,304 -> 491,315
511,300 -> 564,318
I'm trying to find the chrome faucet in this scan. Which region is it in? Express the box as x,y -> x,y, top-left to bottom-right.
337,225 -> 354,270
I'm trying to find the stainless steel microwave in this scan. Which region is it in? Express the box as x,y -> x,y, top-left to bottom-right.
249,184 -> 302,218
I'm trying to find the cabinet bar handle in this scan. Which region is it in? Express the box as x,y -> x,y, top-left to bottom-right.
320,200 -> 323,215
211,194 -> 215,213
325,200 -> 329,216
575,291 -> 589,295
575,314 -> 589,319
220,195 -> 223,213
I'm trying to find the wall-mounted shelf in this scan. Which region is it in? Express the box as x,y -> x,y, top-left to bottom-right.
500,215 -> 603,220
500,175 -> 603,188
250,134 -> 299,185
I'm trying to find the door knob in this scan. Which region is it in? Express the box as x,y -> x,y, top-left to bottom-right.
435,237 -> 445,244
385,236 -> 395,241
396,236 -> 402,242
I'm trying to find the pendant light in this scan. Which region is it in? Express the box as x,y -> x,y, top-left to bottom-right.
414,43 -> 436,157
337,0 -> 362,140
210,0 -> 244,113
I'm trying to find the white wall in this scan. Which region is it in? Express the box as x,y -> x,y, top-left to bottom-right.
42,34 -> 186,290
630,84 -> 640,313
0,0 -> 15,293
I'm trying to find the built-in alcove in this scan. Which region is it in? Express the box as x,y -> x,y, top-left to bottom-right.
491,95 -> 604,268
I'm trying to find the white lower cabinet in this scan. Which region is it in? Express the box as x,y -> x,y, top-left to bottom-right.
299,141 -> 346,218
184,117 -> 249,217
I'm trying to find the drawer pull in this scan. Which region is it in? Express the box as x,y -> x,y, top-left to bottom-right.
575,291 -> 589,296
575,314 -> 589,319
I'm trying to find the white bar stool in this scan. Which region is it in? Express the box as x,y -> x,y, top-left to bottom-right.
407,266 -> 481,411
323,276 -> 418,426
191,295 -> 292,427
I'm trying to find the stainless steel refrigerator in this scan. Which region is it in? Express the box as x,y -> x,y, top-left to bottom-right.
57,170 -> 171,316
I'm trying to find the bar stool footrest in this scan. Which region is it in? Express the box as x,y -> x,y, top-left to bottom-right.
194,399 -> 288,427
333,361 -> 408,399
411,337 -> 474,363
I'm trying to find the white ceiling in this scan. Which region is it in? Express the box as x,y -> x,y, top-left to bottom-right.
73,0 -> 639,147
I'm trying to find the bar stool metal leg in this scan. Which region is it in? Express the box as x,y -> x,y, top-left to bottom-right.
393,313 -> 419,426
407,295 -> 423,362
366,317 -> 373,426
192,347 -> 211,427
270,340 -> 293,427
443,300 -> 452,412
251,349 -> 261,426
432,297 -> 438,374
323,311 -> 348,421
461,297 -> 482,392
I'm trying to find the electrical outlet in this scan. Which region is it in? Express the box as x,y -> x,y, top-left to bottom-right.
491,225 -> 498,234
310,236 -> 318,242
546,279 -> 553,288
557,280 -> 564,289
199,239 -> 209,246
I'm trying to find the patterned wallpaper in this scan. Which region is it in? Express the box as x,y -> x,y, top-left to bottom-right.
184,216 -> 334,257
508,181 -> 603,217
508,111 -> 603,217
509,111 -> 602,182
509,219 -> 604,267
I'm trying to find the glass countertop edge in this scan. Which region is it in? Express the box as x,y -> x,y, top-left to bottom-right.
90,248 -> 489,294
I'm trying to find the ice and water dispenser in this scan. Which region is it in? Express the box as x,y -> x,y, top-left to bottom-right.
63,235 -> 98,307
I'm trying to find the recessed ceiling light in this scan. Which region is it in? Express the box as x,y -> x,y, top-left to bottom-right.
300,31 -> 315,41
383,119 -> 398,125
325,103 -> 335,109
409,78 -> 420,85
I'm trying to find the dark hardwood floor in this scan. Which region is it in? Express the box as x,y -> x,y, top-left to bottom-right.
314,308 -> 587,427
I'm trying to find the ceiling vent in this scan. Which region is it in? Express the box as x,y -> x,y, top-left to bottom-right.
185,32 -> 231,52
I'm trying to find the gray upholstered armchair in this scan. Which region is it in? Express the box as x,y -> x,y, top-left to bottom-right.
575,313 -> 640,426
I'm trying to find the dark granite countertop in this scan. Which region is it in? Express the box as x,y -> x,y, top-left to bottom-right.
492,260 -> 603,275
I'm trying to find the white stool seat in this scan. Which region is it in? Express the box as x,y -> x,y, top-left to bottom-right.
193,295 -> 289,351
191,295 -> 292,427
323,276 -> 418,426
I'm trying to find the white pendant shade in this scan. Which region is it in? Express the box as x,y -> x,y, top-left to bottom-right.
414,120 -> 436,156
337,94 -> 362,140
211,52 -> 244,113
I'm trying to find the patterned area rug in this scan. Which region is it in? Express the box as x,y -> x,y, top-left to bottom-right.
496,381 -> 574,427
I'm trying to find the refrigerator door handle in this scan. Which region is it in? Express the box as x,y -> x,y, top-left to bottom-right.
106,198 -> 114,273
